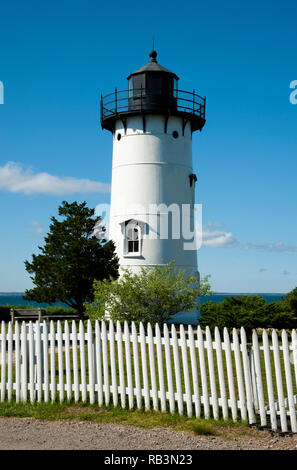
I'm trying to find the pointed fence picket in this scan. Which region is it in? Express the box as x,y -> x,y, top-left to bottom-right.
188,325 -> 201,418
140,322 -> 150,411
251,330 -> 267,427
155,323 -> 166,412
7,322 -> 13,402
163,323 -> 175,414
116,321 -> 126,408
131,322 -> 142,409
50,321 -> 56,403
43,321 -> 49,403
1,322 -> 6,402
124,321 -> 133,409
147,323 -> 158,411
95,321 -> 103,406
197,326 -> 210,419
215,327 -> 228,420
206,326 -> 219,420
1,320 -> 297,433
223,327 -> 237,422
72,321 -> 79,402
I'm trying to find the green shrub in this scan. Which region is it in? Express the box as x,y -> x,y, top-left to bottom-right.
200,295 -> 296,334
85,261 -> 212,324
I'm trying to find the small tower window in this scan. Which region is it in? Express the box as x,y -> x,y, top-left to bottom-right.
172,130 -> 179,139
128,78 -> 133,98
124,221 -> 142,255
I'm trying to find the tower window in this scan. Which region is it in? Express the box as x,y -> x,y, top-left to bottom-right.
124,222 -> 142,255
172,130 -> 179,139
128,78 -> 133,98
117,133 -> 121,141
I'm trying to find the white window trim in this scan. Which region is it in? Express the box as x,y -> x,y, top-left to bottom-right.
123,223 -> 142,257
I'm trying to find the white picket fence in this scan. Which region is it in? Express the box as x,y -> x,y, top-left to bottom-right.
1,320 -> 297,433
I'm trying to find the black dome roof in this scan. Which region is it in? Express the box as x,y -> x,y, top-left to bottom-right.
127,50 -> 179,80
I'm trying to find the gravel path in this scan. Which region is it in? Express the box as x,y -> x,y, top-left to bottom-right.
0,418 -> 297,450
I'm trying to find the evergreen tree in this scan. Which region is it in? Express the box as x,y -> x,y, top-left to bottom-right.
24,201 -> 119,316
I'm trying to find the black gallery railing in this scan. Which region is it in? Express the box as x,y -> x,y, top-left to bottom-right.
101,88 -> 206,122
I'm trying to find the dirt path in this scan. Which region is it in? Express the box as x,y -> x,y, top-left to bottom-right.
0,417 -> 297,450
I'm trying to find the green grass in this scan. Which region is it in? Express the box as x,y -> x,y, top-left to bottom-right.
0,400 -> 252,437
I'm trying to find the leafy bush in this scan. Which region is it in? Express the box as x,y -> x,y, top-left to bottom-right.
286,287 -> 297,316
200,295 -> 296,333
85,261 -> 212,324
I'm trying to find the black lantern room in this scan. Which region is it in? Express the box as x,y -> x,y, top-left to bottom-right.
101,50 -> 206,134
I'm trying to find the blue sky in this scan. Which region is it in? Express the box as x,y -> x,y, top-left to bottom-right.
0,0 -> 296,293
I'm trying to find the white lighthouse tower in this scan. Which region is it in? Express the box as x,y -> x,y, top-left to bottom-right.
100,50 -> 206,323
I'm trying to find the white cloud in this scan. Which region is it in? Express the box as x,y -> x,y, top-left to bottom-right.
28,220 -> 41,227
202,224 -> 237,248
0,161 -> 110,195
244,241 -> 297,252
206,221 -> 224,229
28,220 -> 44,236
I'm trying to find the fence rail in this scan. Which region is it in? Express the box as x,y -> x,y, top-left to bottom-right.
1,320 -> 297,433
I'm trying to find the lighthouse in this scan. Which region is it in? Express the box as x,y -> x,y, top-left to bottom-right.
100,50 -> 206,323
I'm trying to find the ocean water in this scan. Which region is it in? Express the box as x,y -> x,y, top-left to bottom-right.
0,292 -> 286,325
